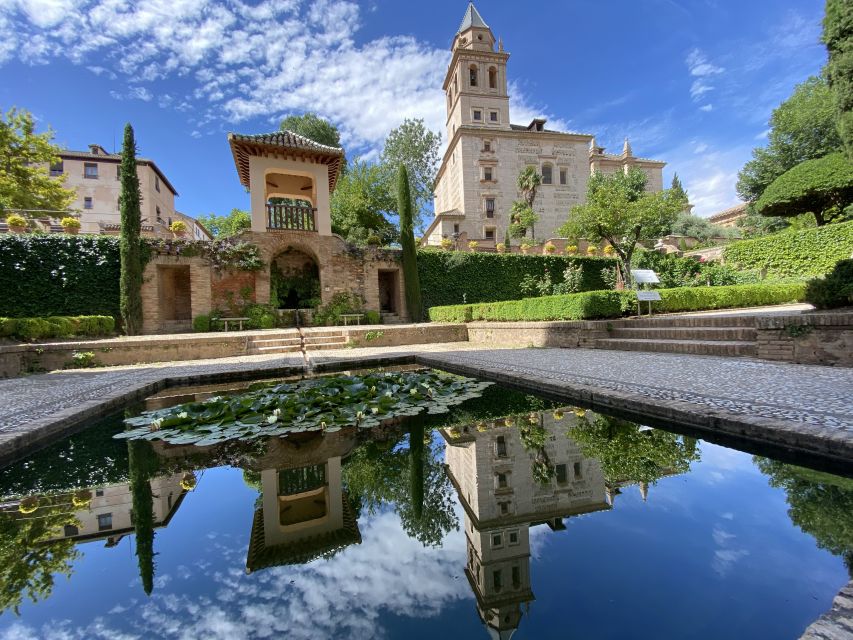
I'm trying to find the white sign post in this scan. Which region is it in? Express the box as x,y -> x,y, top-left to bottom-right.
630,270 -> 661,316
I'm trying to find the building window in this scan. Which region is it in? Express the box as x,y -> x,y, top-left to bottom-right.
116,165 -> 121,180
483,167 -> 492,181
512,566 -> 521,588
469,64 -> 478,87
453,76 -> 458,95
493,570 -> 503,592
500,501 -> 509,515
155,175 -> 160,192
491,533 -> 502,548
64,524 -> 79,537
555,464 -> 568,483
97,513 -> 113,531
542,164 -> 553,185
489,66 -> 497,89
453,223 -> 460,234
560,168 -> 568,185
83,197 -> 93,210
496,472 -> 508,489
490,111 -> 498,122
483,140 -> 491,152
473,109 -> 482,121
156,206 -> 162,221
574,461 -> 583,479
485,228 -> 495,240
50,161 -> 63,176
495,435 -> 507,457
84,163 -> 98,179
508,530 -> 519,545
485,198 -> 495,218
95,489 -> 104,497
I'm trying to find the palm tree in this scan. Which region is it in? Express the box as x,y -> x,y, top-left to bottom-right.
517,167 -> 542,239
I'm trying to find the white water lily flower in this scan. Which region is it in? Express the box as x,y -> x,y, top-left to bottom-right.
370,386 -> 376,394
321,421 -> 327,429
150,418 -> 163,431
385,391 -> 393,397
177,411 -> 188,420
273,408 -> 281,417
409,388 -> 418,395
356,411 -> 364,420
267,415 -> 278,424
371,407 -> 379,415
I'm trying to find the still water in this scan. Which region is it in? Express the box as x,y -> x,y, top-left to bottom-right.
0,371 -> 850,639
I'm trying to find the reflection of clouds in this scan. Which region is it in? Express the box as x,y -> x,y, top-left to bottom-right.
1,509 -> 470,640
711,525 -> 749,577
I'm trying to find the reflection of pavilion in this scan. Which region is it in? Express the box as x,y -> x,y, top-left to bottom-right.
245,433 -> 362,573
441,412 -> 611,639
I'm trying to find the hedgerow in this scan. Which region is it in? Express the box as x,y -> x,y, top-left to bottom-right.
0,315 -> 115,341
428,283 -> 806,322
722,221 -> 853,278
417,249 -> 617,310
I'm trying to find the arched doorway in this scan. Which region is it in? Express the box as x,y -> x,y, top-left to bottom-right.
270,248 -> 321,310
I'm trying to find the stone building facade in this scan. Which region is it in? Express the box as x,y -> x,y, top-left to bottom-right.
425,4 -> 666,247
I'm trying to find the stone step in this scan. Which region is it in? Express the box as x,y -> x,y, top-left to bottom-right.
610,326 -> 757,341
594,338 -> 757,358
609,315 -> 757,329
301,329 -> 348,338
247,344 -> 303,354
250,337 -> 303,348
302,335 -> 346,345
380,312 -> 404,324
305,341 -> 350,351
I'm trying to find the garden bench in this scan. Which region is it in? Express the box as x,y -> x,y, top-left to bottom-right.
220,316 -> 250,331
340,313 -> 365,326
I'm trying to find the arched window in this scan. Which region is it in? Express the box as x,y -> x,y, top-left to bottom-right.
469,64 -> 478,87
488,66 -> 497,89
541,164 -> 553,185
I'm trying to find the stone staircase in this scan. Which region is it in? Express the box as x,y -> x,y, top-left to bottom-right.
247,334 -> 303,355
593,315 -> 759,358
380,312 -> 404,324
246,329 -> 349,355
301,329 -> 348,351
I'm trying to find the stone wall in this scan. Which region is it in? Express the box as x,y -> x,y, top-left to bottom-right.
756,313 -> 853,366
211,269 -> 257,314
467,321 -> 608,348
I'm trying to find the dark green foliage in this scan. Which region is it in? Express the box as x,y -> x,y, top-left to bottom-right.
429,283 -> 806,322
670,173 -> 689,204
397,165 -> 424,321
824,0 -> 853,161
418,250 -> 617,310
313,292 -> 365,326
119,124 -> 144,335
280,112 -> 343,149
0,315 -> 114,341
197,208 -> 251,238
0,235 -> 120,318
755,153 -> 853,225
128,440 -> 160,595
634,251 -> 760,288
192,315 -> 211,332
805,258 -> 853,308
723,220 -> 853,277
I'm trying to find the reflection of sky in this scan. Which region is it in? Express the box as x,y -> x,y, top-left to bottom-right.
1,440 -> 850,640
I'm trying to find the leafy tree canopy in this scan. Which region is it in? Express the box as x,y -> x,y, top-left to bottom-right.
823,0 -> 853,161
197,208 -> 251,238
754,152 -> 853,226
279,112 -> 343,149
380,118 -> 441,232
669,210 -> 739,242
0,108 -> 75,216
559,167 -> 683,285
330,158 -> 397,245
737,76 -> 843,203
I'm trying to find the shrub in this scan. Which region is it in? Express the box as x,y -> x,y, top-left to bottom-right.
60,217 -> 81,230
5,214 -> 26,228
169,220 -> 188,233
192,315 -> 211,332
428,283 -> 806,322
440,238 -> 452,250
543,242 -> 556,254
565,245 -> 578,255
366,234 -> 382,246
75,316 -> 115,336
313,292 -> 363,326
468,240 -> 479,250
364,310 -> 381,324
495,244 -> 506,253
418,249 -> 618,310
723,220 -> 853,278
243,304 -> 278,330
0,318 -> 16,337
805,259 -> 853,309
46,316 -> 77,337
587,246 -> 598,256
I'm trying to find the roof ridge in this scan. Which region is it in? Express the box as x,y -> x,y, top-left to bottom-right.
228,130 -> 344,155
458,2 -> 488,33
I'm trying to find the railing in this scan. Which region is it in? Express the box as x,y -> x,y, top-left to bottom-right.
266,203 -> 317,232
278,464 -> 326,496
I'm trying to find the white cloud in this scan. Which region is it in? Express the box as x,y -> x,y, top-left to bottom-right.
685,48 -> 724,105
699,104 -> 714,112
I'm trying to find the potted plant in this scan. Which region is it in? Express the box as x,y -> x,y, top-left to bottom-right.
565,245 -> 578,255
180,472 -> 197,491
440,237 -> 453,250
61,216 -> 81,234
543,241 -> 556,254
603,245 -> 615,256
587,245 -> 598,256
5,214 -> 27,233
170,220 -> 188,237
520,241 -> 533,254
495,243 -> 506,254
468,240 -> 479,251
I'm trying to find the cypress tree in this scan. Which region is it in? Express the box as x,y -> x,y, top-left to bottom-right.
397,164 -> 423,322
670,173 -> 689,203
504,228 -> 511,249
824,0 -> 853,161
128,440 -> 159,595
119,124 -> 143,335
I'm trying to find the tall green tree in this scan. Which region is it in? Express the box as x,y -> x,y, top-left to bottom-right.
119,124 -> 143,335
670,210 -> 738,241
559,167 -> 683,286
397,164 -> 423,322
0,108 -> 75,216
279,112 -> 343,149
824,0 -> 853,161
509,167 -> 542,239
197,208 -> 250,238
670,173 -> 689,204
737,76 -> 843,203
330,158 -> 397,245
381,119 -> 441,231
128,440 -> 160,595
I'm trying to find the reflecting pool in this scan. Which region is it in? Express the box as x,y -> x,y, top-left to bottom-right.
0,372 -> 850,639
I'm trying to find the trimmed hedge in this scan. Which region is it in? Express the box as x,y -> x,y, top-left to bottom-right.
428,283 -> 806,323
0,315 -> 115,341
723,221 -> 853,278
805,259 -> 853,309
0,235 -> 121,318
417,249 -> 618,310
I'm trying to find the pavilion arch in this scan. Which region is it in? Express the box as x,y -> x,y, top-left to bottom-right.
269,245 -> 322,310
264,167 -> 316,207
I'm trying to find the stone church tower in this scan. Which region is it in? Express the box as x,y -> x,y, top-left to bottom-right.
425,3 -> 667,248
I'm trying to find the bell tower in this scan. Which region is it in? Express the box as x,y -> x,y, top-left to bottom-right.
443,3 -> 511,143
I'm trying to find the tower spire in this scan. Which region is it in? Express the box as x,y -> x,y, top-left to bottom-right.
458,2 -> 489,33
622,137 -> 632,157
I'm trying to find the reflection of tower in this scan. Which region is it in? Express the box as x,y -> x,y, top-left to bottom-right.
245,434 -> 362,573
442,410 -> 610,638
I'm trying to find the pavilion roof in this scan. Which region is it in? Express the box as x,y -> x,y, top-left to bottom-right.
227,130 -> 345,194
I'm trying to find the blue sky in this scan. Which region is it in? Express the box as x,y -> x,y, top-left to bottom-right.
0,0 -> 828,220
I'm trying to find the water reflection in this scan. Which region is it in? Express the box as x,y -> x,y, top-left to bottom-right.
0,379 -> 850,638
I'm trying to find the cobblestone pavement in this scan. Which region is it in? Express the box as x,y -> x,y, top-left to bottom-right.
1,343 -> 851,466
800,581 -> 853,639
